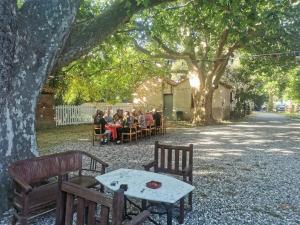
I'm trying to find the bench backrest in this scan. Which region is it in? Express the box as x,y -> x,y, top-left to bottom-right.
154,141 -> 193,175
9,151 -> 82,185
60,181 -> 124,225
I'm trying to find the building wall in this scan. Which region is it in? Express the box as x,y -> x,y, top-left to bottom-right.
173,79 -> 192,120
133,77 -> 234,120
212,85 -> 232,120
132,78 -> 163,111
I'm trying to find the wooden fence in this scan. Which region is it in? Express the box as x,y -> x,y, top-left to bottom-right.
55,103 -> 135,126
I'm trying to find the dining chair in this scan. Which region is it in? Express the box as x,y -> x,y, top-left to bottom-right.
143,141 -> 193,222
57,181 -> 150,225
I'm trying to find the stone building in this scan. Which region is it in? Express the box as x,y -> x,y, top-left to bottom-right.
133,77 -> 235,121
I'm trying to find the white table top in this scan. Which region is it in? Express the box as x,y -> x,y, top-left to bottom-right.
96,168 -> 195,204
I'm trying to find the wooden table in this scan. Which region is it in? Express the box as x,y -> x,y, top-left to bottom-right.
96,168 -> 194,225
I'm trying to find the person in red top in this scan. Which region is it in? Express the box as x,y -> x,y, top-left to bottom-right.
145,112 -> 154,127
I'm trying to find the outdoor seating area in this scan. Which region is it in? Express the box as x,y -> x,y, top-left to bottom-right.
93,109 -> 166,145
8,142 -> 194,225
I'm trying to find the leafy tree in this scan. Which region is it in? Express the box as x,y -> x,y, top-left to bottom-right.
132,0 -> 299,124
54,36 -> 168,104
284,67 -> 300,103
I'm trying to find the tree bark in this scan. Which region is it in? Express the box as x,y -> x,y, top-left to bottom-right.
192,88 -> 215,125
0,0 -> 80,213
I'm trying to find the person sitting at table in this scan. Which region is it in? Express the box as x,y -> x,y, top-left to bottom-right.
122,111 -> 133,134
123,111 -> 134,127
152,108 -> 161,127
138,110 -> 147,129
94,110 -> 111,144
131,109 -> 139,123
104,109 -> 113,123
113,109 -> 123,125
112,109 -> 124,143
145,111 -> 154,127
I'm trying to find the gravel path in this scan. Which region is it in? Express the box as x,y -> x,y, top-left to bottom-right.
1,112 -> 299,225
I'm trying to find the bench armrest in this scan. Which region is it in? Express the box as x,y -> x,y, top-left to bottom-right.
183,165 -> 192,175
80,151 -> 109,168
123,210 -> 150,225
143,161 -> 156,171
9,171 -> 32,194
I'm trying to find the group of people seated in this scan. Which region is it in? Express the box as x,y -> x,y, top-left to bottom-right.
93,108 -> 162,144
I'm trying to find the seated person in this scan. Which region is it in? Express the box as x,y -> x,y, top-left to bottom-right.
138,110 -> 147,129
123,111 -> 134,128
113,109 -> 124,125
94,110 -> 111,142
103,110 -> 113,123
112,109 -> 124,143
145,112 -> 154,127
152,108 -> 162,127
131,109 -> 139,123
122,111 -> 134,134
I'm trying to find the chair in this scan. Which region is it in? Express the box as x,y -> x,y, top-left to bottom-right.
121,124 -> 137,143
92,124 -> 108,146
149,120 -> 156,135
156,116 -> 166,135
57,181 -> 150,225
143,141 -> 193,222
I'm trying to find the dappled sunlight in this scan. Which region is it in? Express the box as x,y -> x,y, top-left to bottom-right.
266,148 -> 295,154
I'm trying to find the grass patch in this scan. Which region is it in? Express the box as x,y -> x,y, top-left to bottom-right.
36,124 -> 91,155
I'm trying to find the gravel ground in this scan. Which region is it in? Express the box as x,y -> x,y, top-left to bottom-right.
1,112 -> 299,225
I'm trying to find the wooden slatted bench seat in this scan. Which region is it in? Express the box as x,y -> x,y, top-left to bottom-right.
8,150 -> 108,225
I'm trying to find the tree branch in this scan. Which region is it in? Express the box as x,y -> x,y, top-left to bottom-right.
152,36 -> 192,60
54,0 -> 176,71
133,39 -> 183,60
213,43 -> 240,85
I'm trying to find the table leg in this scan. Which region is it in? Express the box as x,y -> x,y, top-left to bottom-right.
179,198 -> 184,224
142,200 -> 147,210
166,204 -> 173,225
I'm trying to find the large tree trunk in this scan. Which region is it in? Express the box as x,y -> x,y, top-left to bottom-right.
0,0 -> 79,213
192,88 -> 215,125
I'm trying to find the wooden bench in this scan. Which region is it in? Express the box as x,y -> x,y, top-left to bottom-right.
8,150 -> 108,225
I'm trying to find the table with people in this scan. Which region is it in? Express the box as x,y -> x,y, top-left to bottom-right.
93,108 -> 163,144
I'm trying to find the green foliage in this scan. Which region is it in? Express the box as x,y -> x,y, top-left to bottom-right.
284,67 -> 300,102
54,35 -> 168,105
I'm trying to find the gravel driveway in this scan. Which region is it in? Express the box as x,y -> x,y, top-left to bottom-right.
1,112 -> 299,225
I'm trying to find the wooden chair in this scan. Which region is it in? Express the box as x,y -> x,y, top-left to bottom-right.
121,124 -> 137,143
156,116 -> 166,135
149,120 -> 156,135
135,124 -> 142,139
9,151 -> 108,225
143,141 -> 193,222
57,181 -> 150,225
92,124 -> 108,146
139,124 -> 151,138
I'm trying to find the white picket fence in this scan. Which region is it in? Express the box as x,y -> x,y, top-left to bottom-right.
55,103 -> 135,126
55,105 -> 96,126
